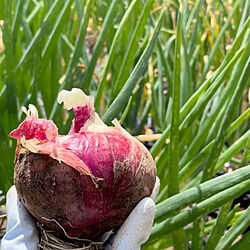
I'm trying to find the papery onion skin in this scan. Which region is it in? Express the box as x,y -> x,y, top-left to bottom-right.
10,89 -> 156,240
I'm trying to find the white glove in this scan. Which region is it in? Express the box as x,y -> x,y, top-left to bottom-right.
1,186 -> 39,250
1,177 -> 160,250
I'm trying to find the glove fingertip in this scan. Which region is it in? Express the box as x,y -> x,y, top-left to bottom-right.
150,176 -> 160,202
6,186 -> 18,201
111,198 -> 155,250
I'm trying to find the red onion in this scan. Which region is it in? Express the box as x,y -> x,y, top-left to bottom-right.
10,89 -> 156,240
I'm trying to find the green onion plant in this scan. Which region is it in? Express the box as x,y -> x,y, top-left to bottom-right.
0,0 -> 249,249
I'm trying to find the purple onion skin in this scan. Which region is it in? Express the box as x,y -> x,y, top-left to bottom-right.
13,128 -> 156,240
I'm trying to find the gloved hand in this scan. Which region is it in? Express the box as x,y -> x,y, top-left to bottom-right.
1,185 -> 39,250
1,177 -> 160,250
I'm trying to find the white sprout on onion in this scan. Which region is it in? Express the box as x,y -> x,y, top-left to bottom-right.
22,104 -> 39,118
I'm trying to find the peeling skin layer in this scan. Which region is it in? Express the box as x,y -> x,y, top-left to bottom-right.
10,101 -> 156,239
9,117 -> 58,141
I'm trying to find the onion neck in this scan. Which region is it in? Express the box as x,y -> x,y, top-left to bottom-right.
58,88 -> 109,133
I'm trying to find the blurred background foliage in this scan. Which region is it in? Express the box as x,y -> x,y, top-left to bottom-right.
0,0 -> 249,249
